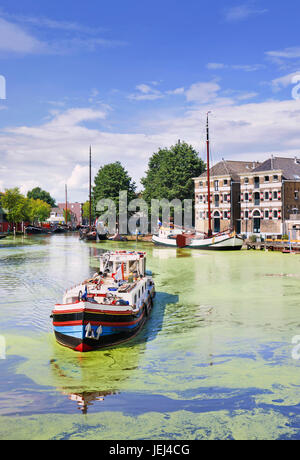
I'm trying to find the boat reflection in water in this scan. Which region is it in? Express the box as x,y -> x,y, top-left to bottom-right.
49,290 -> 178,413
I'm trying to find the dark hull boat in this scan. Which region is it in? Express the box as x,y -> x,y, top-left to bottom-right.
0,234 -> 7,240
52,226 -> 68,234
25,226 -> 52,235
52,251 -> 155,352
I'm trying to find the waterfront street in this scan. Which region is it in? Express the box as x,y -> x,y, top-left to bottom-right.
1,234 -> 300,440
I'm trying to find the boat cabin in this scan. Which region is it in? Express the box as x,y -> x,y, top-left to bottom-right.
99,251 -> 147,279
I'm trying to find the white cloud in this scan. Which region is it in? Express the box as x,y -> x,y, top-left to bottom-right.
2,84 -> 300,203
224,4 -> 268,22
206,62 -> 264,72
185,81 -> 221,104
128,83 -> 163,101
270,72 -> 300,94
0,17 -> 46,54
0,15 -> 126,56
166,87 -> 185,95
266,47 -> 300,59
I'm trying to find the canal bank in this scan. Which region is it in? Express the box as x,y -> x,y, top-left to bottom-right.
0,235 -> 300,439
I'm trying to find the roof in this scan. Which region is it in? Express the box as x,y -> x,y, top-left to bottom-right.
253,157 -> 300,180
198,160 -> 260,181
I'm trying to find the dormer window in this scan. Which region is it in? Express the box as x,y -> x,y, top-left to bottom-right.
244,177 -> 249,184
264,176 -> 270,182
273,175 -> 279,182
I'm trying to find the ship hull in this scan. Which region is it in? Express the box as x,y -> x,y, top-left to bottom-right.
153,233 -> 243,250
52,296 -> 154,352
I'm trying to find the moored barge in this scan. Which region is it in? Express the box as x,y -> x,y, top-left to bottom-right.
52,251 -> 155,352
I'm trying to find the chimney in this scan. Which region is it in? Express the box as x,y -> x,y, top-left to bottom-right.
271,155 -> 274,170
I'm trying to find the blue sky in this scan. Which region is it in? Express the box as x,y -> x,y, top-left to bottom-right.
1,0 -> 300,202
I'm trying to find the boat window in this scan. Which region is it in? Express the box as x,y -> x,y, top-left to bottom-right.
134,295 -> 137,304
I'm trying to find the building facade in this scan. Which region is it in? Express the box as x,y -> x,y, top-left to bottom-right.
194,156 -> 300,237
57,202 -> 83,226
194,160 -> 258,234
240,157 -> 300,237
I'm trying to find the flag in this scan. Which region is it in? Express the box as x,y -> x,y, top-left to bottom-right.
112,263 -> 124,281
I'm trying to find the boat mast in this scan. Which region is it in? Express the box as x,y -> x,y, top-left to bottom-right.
65,184 -> 68,226
206,112 -> 212,237
89,146 -> 92,230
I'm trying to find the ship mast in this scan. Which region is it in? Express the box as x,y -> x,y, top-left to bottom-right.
65,184 -> 68,226
206,112 -> 212,237
89,146 -> 92,230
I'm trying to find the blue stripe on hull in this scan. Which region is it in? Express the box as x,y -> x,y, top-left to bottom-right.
53,323 -> 141,340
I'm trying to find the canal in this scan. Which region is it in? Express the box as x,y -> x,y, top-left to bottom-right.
0,234 -> 300,439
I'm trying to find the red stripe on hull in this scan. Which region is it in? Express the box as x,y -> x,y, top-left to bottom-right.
53,314 -> 145,328
53,307 -> 133,315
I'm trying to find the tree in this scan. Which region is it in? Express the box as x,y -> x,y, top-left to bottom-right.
28,198 -> 51,224
82,200 -> 95,222
142,141 -> 205,203
27,187 -> 56,207
93,162 -> 137,216
0,188 -> 30,224
141,141 -> 206,225
63,209 -> 72,224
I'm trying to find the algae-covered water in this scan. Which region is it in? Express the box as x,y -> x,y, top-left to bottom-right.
0,234 -> 300,440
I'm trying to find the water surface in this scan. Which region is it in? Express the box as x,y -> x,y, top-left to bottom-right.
0,234 -> 300,439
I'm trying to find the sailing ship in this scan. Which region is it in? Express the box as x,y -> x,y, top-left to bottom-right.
52,250 -> 155,352
152,113 -> 243,250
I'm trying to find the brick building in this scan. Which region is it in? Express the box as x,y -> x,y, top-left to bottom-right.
240,156 -> 300,237
194,160 -> 259,234
57,202 -> 83,226
194,156 -> 300,237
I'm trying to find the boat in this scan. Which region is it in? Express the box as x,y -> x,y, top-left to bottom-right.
51,250 -> 156,352
25,226 -> 52,235
52,225 -> 68,234
79,226 -> 97,241
0,234 -> 7,240
152,113 -> 243,251
108,233 -> 127,242
152,226 -> 243,250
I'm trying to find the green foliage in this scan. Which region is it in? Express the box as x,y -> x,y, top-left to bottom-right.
141,141 -> 206,204
0,189 -> 51,224
63,209 -> 72,224
0,188 -> 30,224
27,187 -> 56,207
82,201 -> 95,221
28,198 -> 51,223
93,161 -> 137,216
